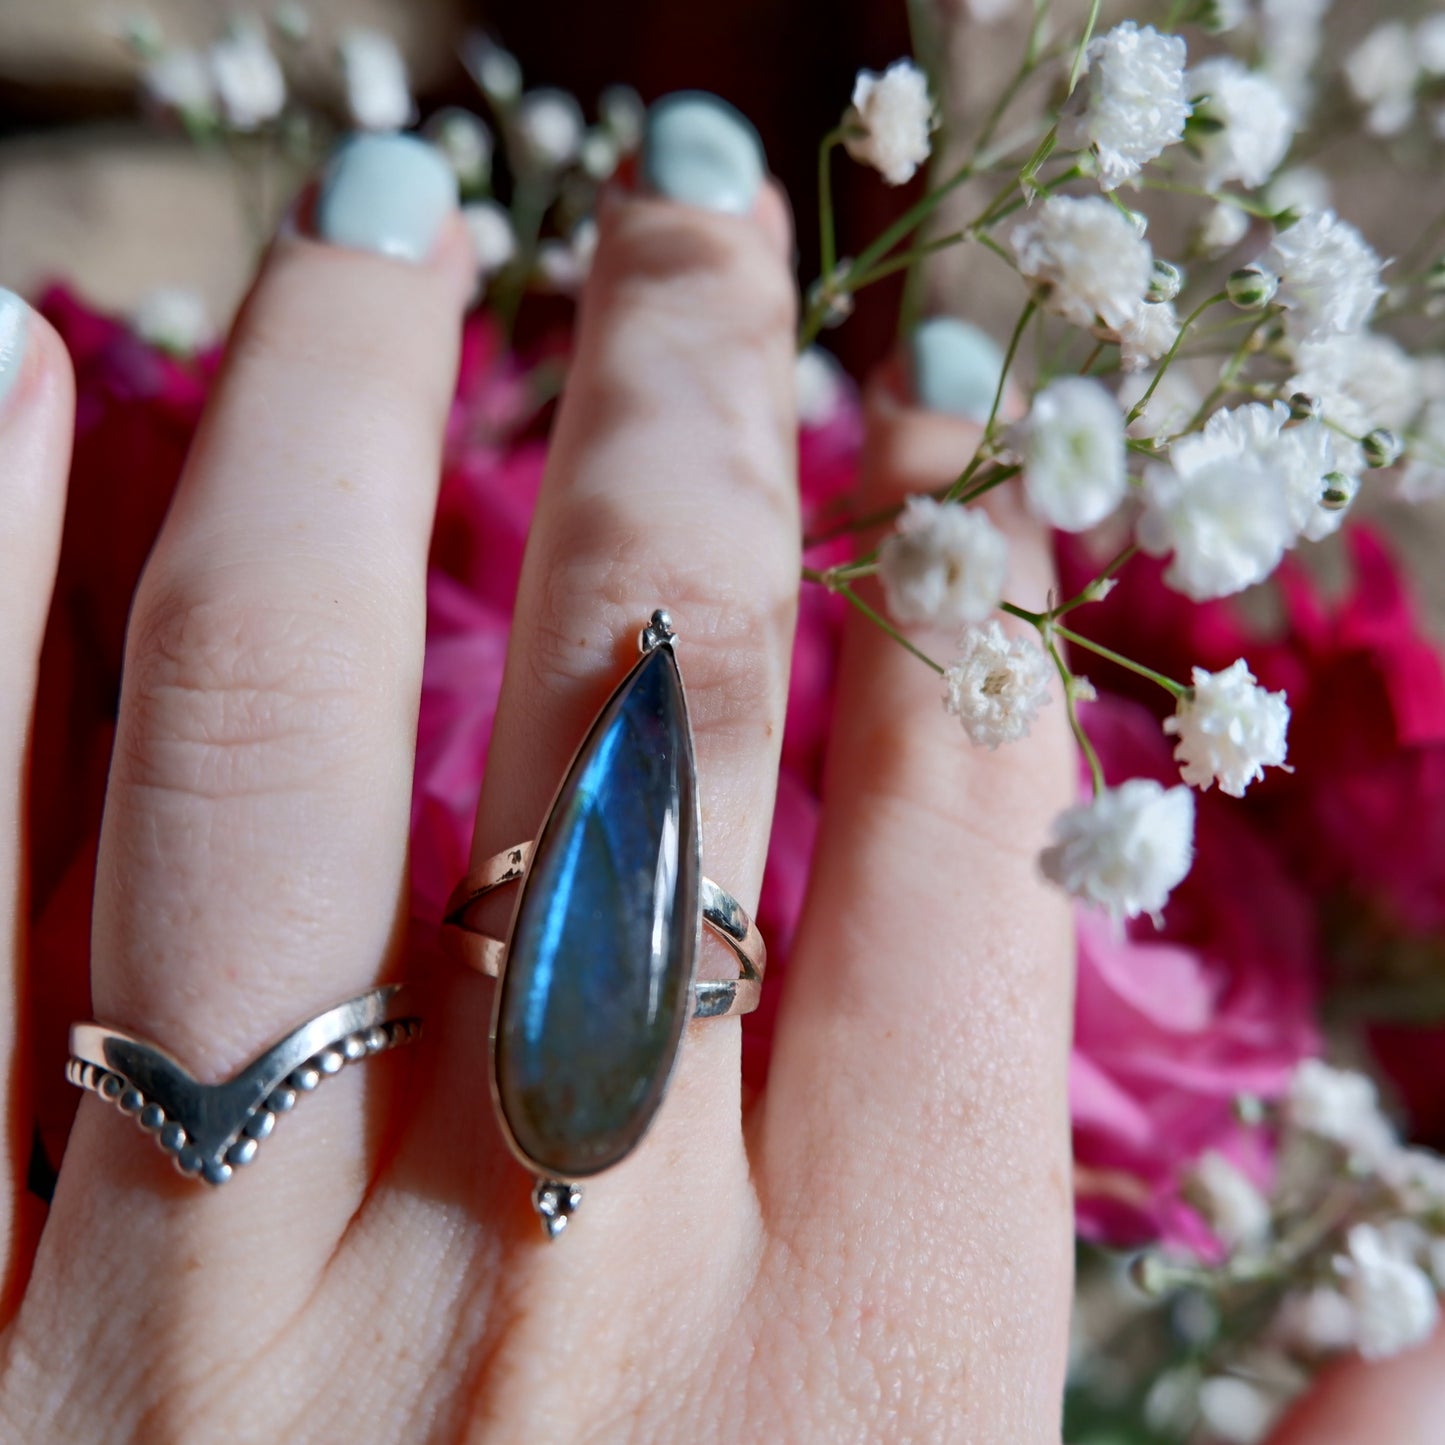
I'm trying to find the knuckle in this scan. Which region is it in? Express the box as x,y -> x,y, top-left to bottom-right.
594,204 -> 797,348
119,583 -> 403,800
527,542 -> 792,756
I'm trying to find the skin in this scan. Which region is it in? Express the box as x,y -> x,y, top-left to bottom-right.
0,146 -> 1432,1445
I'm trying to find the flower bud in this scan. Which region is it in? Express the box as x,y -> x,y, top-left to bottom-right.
463,34 -> 522,107
1129,1253 -> 1174,1297
427,108 -> 494,193
1321,471 -> 1359,511
1227,266 -> 1279,309
1425,257 -> 1445,293
1362,428 -> 1403,469
1288,391 -> 1321,422
1148,259 -> 1184,304
806,262 -> 855,329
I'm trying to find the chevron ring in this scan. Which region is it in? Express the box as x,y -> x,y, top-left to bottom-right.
65,985 -> 420,1186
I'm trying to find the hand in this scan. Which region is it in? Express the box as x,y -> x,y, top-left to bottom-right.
0,107 -> 1080,1442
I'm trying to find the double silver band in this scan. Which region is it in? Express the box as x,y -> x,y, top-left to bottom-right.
442,841 -> 766,1019
66,984 -> 421,1186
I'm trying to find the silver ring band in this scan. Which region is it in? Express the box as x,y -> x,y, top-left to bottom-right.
441,842 -> 766,1019
66,984 -> 421,1186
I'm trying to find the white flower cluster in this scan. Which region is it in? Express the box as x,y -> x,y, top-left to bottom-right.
943,622 -> 1053,748
1186,57 -> 1295,191
339,29 -> 415,133
1039,779 -> 1195,923
877,496 -> 1008,629
1011,378 -> 1128,532
1059,23 -> 1191,190
842,60 -> 934,185
1152,1061 -> 1445,1379
1138,400 -> 1358,601
1344,17 -> 1445,137
1165,660 -> 1290,798
1260,211 -> 1385,345
1012,195 -> 1152,333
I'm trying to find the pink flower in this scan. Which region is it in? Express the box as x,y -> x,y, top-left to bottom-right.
1071,695 -> 1318,1252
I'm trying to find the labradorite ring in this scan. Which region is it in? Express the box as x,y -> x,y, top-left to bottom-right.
441,609 -> 767,1239
65,985 -> 421,1185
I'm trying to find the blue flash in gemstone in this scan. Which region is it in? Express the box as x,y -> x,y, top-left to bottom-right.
494,640 -> 700,1178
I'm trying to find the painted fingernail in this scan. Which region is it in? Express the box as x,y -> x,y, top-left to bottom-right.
906,318 -> 1005,423
0,289 -> 28,412
316,134 -> 458,262
641,92 -> 765,216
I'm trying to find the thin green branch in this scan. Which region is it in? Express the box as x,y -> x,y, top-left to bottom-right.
1125,290 -> 1228,425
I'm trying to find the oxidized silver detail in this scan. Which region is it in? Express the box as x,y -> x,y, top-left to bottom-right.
66,986 -> 420,1186
533,1179 -> 584,1239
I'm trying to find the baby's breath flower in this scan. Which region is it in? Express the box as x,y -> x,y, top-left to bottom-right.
1288,331 -> 1422,436
1345,22 -> 1419,137
1198,1375 -> 1280,1444
1117,300 -> 1180,372
1186,1151 -> 1272,1251
1259,211 -> 1385,344
512,88 -> 585,171
579,129 -> 620,181
942,622 -> 1053,749
878,497 -> 1008,628
599,84 -> 646,152
1011,195 -> 1153,332
1338,1223 -> 1440,1361
1166,660 -> 1290,797
842,60 -> 934,185
1041,779 -> 1195,922
534,218 -> 597,294
1057,22 -> 1191,191
1139,405 -> 1297,601
130,287 -> 213,356
339,28 -> 414,132
1187,58 -> 1294,190
1012,377 -> 1128,531
1398,400 -> 1445,503
428,109 -> 494,194
795,347 -> 846,428
1286,1060 -> 1397,1165
142,48 -> 216,124
1198,202 -> 1250,256
1274,1286 -> 1358,1355
462,33 -> 522,106
462,200 -> 517,281
209,19 -> 286,131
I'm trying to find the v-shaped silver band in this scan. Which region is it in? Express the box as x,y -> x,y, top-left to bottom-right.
67,985 -> 420,1186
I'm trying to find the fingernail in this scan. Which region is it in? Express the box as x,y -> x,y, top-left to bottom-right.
316,134 -> 458,262
906,318 -> 1005,423
641,92 -> 765,216
0,289 -> 28,412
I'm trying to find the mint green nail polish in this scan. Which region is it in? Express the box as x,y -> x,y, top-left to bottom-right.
0,289 -> 28,411
642,92 -> 765,216
316,134 -> 458,262
907,318 -> 1005,423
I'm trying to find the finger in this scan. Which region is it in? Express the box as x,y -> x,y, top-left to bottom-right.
1267,1331 -> 1445,1444
34,135 -> 469,1326
439,93 -> 799,1252
0,292 -> 74,1296
762,321 -> 1077,1434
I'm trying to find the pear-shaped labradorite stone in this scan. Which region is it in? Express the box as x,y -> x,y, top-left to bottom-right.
495,644 -> 700,1177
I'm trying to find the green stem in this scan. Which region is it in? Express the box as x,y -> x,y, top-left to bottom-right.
803,572 -> 945,675
1175,307 -> 1278,435
1046,637 -> 1106,795
1125,290 -> 1227,425
1066,0 -> 1102,95
818,130 -> 843,283
1049,544 -> 1138,617
802,464 -> 1021,549
1052,624 -> 1187,698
